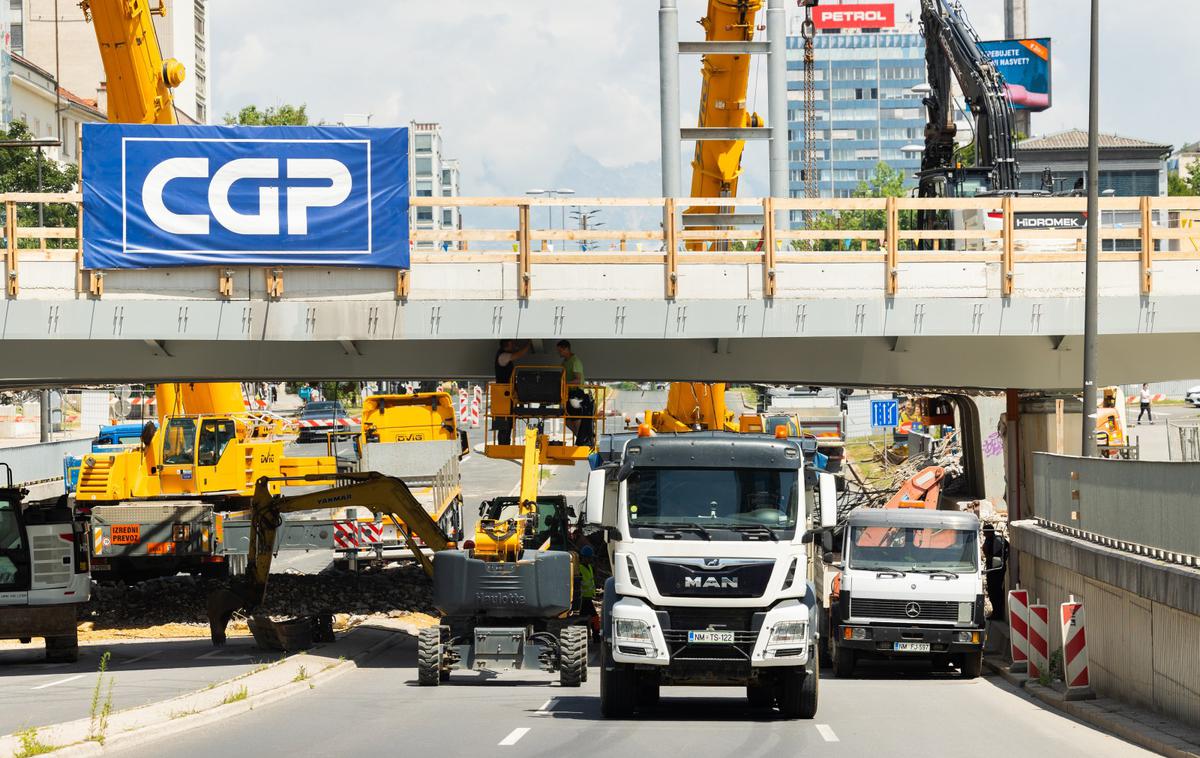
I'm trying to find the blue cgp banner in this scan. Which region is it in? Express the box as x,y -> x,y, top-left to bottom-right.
82,123 -> 409,269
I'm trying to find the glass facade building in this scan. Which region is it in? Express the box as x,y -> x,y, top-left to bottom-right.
786,24 -> 927,212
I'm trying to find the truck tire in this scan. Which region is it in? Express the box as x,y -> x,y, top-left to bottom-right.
832,644 -> 855,678
960,650 -> 983,679
779,657 -> 819,719
747,683 -> 772,709
417,627 -> 442,686
45,633 -> 78,663
599,643 -> 636,718
558,626 -> 587,687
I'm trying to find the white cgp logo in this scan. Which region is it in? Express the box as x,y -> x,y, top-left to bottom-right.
142,157 -> 352,236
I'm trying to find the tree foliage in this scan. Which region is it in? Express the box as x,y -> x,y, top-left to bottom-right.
223,104 -> 310,126
799,161 -> 911,250
1168,162 -> 1200,196
0,122 -> 80,246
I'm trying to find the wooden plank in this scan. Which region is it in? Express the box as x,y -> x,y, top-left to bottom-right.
898,229 -> 1002,240
773,198 -> 886,211
411,253 -> 517,263
1149,196 -> 1200,211
678,229 -> 765,241
1140,196 -> 1153,295
517,204 -> 531,299
266,268 -> 284,299
74,207 -> 83,297
1013,252 -> 1141,263
396,269 -> 410,299
1150,228 -> 1200,241
532,230 -> 662,241
0,192 -> 81,203
762,198 -> 776,297
5,200 -> 16,297
1150,251 -> 1200,261
664,198 -> 677,299
677,253 -> 763,264
896,197 -> 1005,210
1002,195 -> 1014,297
530,254 -> 668,264
885,196 -> 898,295
218,268 -> 234,299
15,226 -> 79,239
16,249 -> 77,263
410,229 -> 518,242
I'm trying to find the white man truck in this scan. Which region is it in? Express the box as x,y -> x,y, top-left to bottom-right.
587,431 -> 837,718
0,464 -> 90,662
823,507 -> 988,678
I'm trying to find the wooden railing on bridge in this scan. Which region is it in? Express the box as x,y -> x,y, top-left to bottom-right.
6,193 -> 1200,300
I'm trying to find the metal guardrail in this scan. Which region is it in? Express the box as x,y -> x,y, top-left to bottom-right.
7,193 -> 1200,301
1167,418 -> 1200,462
1032,452 -> 1200,567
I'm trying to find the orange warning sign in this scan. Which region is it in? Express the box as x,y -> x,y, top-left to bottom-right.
110,524 -> 140,545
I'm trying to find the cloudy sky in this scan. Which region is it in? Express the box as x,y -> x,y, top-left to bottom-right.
211,1 -> 1193,198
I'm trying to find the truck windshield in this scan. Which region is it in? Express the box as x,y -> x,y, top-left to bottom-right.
162,418 -> 197,465
848,526 -> 978,573
625,467 -> 798,538
0,499 -> 25,588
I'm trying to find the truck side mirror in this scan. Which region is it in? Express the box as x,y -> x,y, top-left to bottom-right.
585,468 -> 606,526
817,472 -> 837,529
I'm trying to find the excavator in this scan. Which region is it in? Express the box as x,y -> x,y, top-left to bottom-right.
205,470 -> 455,646
685,0 -> 764,250
642,382 -> 740,432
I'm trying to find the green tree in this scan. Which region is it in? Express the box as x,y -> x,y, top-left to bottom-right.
223,104 -> 310,126
800,161 -> 910,251
0,122 -> 80,247
1168,171 -> 1193,196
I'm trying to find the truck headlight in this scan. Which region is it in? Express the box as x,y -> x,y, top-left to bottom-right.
768,621 -> 808,646
615,618 -> 652,643
955,631 -> 981,644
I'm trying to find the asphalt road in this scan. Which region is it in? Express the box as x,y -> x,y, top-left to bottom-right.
106,638 -> 1153,758
0,636 -> 282,736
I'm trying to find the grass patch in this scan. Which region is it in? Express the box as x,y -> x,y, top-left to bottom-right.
292,666 -> 309,683
169,709 -> 199,720
221,686 -> 249,705
13,728 -> 56,758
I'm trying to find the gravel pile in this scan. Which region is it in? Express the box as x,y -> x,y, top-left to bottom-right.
83,563 -> 434,628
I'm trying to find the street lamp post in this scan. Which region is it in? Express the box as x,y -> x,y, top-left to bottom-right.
525,188 -> 575,249
1081,0 -> 1100,457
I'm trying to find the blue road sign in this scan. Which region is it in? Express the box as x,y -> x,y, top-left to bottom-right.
871,399 -> 899,428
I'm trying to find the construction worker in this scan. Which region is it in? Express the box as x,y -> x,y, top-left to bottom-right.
1136,383 -> 1154,425
557,340 -> 583,385
494,339 -> 531,445
577,544 -> 599,639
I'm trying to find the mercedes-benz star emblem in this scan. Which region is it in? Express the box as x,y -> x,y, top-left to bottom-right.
905,602 -> 921,618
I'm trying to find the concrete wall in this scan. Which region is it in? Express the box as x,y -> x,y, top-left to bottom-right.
1014,522 -> 1200,727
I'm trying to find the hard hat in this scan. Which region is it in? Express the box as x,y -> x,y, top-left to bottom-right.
580,545 -> 594,558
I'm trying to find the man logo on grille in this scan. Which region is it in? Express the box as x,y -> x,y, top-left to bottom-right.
905,602 -> 922,618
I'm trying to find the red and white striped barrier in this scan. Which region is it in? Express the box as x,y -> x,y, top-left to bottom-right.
1060,596 -> 1094,699
470,385 -> 482,428
1125,393 -> 1165,404
359,522 -> 383,545
1008,587 -> 1030,673
1027,601 -> 1050,681
295,417 -> 361,428
458,388 -> 470,425
333,521 -> 359,549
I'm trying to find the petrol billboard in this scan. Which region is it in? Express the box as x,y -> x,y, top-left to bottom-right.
82,123 -> 410,269
812,3 -> 894,30
978,38 -> 1052,112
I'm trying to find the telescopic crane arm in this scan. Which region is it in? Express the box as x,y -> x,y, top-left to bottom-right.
918,0 -> 1018,197
81,0 -> 185,124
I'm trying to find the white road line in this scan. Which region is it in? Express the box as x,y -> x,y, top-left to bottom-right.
816,724 -> 839,743
121,652 -> 158,665
31,674 -> 86,690
498,728 -> 530,746
534,698 -> 557,716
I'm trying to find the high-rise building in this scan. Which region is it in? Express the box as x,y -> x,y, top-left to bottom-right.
786,2 -> 927,207
410,122 -> 462,250
14,0 -> 210,123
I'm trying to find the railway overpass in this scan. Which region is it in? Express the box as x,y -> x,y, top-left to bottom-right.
4,193 -> 1200,388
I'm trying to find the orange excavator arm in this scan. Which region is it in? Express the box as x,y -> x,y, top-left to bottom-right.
81,0 -> 185,125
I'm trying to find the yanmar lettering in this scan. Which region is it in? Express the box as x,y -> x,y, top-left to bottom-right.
475,593 -> 527,606
813,3 -> 894,29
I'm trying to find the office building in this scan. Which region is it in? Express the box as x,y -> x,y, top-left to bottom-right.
786,2 -> 927,206
410,122 -> 462,250
13,0 -> 210,123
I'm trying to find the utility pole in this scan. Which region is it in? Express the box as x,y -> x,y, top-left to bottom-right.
1081,0 -> 1100,457
659,0 -> 681,198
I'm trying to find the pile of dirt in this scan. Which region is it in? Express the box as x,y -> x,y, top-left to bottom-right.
83,562 -> 434,630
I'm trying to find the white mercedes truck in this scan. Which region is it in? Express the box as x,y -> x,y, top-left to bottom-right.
586,431 -> 837,718
824,507 -> 987,678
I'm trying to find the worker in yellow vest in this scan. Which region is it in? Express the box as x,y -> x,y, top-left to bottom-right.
578,544 -> 599,640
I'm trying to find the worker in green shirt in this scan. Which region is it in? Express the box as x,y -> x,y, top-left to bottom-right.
577,544 -> 599,640
557,340 -> 584,384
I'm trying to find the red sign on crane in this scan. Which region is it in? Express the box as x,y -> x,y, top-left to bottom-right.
813,3 -> 895,29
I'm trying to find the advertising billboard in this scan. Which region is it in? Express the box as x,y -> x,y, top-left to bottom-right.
978,38 -> 1052,112
82,123 -> 410,269
813,3 -> 894,30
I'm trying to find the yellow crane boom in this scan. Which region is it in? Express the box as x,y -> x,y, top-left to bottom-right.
686,0 -> 764,240
81,0 -> 185,124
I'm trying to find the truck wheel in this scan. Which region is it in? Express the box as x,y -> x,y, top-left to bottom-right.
960,650 -> 983,679
780,658 -> 819,719
832,644 -> 855,678
599,644 -> 635,718
558,626 -> 587,687
746,683 -> 772,709
45,634 -> 79,664
417,627 -> 443,686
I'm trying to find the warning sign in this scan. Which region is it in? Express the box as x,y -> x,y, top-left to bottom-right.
145,542 -> 176,555
110,524 -> 141,545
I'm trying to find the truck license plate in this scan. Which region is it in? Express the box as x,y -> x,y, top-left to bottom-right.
688,631 -> 735,644
893,642 -> 931,653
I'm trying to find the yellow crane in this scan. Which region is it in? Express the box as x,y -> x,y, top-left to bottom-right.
685,0 -> 764,248
81,0 -> 185,125
643,382 -> 740,432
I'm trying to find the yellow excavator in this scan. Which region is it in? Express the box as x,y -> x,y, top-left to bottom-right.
205,470 -> 455,645
685,0 -> 764,249
642,382 -> 740,432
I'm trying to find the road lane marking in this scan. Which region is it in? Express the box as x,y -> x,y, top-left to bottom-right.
534,698 -> 557,716
31,674 -> 85,690
816,724 -> 839,743
122,652 -> 158,665
499,728 -> 530,746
